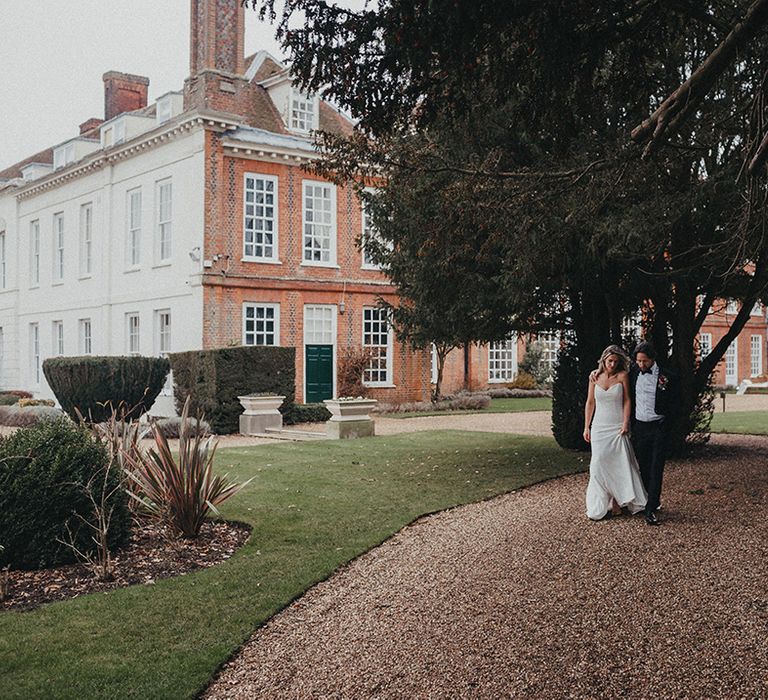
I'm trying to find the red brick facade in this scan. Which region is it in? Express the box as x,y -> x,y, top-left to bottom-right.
102,71 -> 149,121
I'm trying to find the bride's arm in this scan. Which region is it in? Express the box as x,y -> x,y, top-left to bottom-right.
620,372 -> 631,434
583,379 -> 596,443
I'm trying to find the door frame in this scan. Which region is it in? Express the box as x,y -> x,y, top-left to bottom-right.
303,303 -> 337,403
725,337 -> 738,386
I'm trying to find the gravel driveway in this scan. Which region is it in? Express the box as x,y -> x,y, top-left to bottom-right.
205,433 -> 768,699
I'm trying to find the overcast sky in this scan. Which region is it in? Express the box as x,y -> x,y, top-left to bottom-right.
0,1 -> 285,172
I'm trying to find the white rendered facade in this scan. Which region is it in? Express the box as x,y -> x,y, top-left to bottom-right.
0,123 -> 207,412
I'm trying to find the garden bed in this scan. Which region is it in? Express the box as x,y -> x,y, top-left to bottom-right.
2,520 -> 250,612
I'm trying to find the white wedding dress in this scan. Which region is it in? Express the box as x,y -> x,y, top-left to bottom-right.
585,383 -> 647,520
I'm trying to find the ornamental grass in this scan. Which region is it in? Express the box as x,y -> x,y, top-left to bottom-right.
122,398 -> 251,537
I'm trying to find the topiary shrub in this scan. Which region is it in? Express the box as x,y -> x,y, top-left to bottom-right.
284,403 -> 332,424
0,419 -> 131,570
551,339 -> 589,451
151,416 -> 211,439
43,356 -> 170,423
170,346 -> 295,434
0,394 -> 20,406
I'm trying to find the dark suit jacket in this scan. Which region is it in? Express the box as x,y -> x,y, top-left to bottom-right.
629,364 -> 678,420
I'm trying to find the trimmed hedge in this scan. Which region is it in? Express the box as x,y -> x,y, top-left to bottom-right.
284,403 -> 331,425
43,356 -> 170,423
0,419 -> 131,570
169,346 -> 295,434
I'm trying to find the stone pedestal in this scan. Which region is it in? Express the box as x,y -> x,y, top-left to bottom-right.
238,394 -> 285,435
323,398 -> 378,439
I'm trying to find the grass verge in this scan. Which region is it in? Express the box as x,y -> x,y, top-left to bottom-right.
710,411 -> 768,435
0,430 -> 581,699
386,396 -> 552,418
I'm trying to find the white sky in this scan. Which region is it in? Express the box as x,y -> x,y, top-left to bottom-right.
0,1 -> 285,172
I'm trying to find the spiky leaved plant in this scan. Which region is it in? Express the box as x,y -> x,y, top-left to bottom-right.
122,398 -> 251,538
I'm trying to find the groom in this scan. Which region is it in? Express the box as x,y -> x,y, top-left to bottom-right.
628,341 -> 678,526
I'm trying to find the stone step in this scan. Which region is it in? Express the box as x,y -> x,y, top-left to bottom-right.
260,428 -> 328,441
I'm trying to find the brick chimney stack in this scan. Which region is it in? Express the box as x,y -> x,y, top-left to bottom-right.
103,71 -> 150,121
189,0 -> 245,76
79,117 -> 104,135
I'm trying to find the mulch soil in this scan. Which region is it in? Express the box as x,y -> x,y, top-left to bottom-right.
1,519 -> 250,612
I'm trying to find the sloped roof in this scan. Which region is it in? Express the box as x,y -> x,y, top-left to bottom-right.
0,147 -> 54,180
319,101 -> 354,137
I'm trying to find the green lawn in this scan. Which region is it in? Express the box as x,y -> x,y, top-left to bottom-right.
710,411 -> 768,435
0,430 -> 580,700
388,396 -> 552,418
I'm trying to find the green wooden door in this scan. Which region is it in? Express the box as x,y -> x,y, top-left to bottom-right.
305,344 -> 333,403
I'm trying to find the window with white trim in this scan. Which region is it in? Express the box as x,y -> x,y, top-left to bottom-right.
489,335 -> 517,382
80,202 -> 93,276
243,303 -> 279,346
30,220 -> 40,286
126,313 -> 140,355
752,302 -> 764,316
79,318 -> 92,355
290,91 -> 316,132
363,307 -> 392,385
30,323 -> 40,384
0,231 -> 5,289
127,188 -> 141,267
538,332 -> 560,379
361,196 -> 383,269
698,333 -> 712,358
304,305 -> 334,345
52,320 -> 64,356
156,97 -> 172,125
155,310 -> 172,355
302,181 -> 335,264
726,300 -> 738,314
431,344 -> 438,384
156,179 -> 172,262
751,335 -> 763,377
243,174 -> 278,261
53,212 -> 65,281
725,341 -> 737,382
53,142 -> 75,169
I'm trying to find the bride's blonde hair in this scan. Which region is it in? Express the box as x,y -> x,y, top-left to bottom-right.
597,344 -> 630,376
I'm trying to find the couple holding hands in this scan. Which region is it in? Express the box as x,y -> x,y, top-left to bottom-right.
584,341 -> 678,525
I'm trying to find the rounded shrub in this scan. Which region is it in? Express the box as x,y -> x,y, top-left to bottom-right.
43,355 -> 170,422
0,419 -> 131,570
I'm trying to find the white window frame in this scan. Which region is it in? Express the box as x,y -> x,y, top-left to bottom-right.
361,191 -> 382,270
126,313 -> 140,356
30,219 -> 41,287
289,90 -> 318,133
53,142 -> 75,169
751,335 -> 763,377
30,323 -> 40,385
538,332 -> 560,380
489,335 -> 518,382
751,302 -> 763,316
154,309 -> 172,356
127,188 -> 142,268
79,318 -> 92,355
79,202 -> 93,276
243,173 -> 279,262
726,300 -> 739,314
698,332 -> 712,358
301,180 -> 337,267
52,320 -> 64,356
725,339 -> 738,385
0,231 -> 5,290
362,306 -> 393,387
156,179 -> 172,263
242,303 -> 280,347
53,212 -> 65,282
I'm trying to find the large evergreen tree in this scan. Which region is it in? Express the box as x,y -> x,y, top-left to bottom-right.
248,0 -> 768,449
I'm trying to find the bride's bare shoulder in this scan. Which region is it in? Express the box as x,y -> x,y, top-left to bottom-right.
617,370 -> 630,381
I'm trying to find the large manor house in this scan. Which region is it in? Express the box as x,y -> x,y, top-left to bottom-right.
0,0 -> 766,412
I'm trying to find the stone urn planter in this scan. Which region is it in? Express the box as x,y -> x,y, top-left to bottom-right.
323,398 -> 378,439
238,394 -> 285,435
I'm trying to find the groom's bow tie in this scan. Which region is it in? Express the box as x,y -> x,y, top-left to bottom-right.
640,369 -> 653,375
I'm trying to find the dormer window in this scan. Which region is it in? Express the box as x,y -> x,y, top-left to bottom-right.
290,90 -> 317,133
156,96 -> 172,125
53,142 -> 75,170
101,118 -> 126,148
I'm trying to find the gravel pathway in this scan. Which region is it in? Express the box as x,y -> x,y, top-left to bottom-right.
205,434 -> 768,699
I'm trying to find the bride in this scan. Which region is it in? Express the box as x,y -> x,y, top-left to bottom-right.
583,345 -> 647,520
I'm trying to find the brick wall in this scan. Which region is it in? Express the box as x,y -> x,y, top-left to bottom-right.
102,71 -> 149,121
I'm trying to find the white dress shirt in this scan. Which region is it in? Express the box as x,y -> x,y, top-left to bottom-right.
635,362 -> 663,422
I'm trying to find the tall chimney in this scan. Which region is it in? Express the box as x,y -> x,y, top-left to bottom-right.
103,71 -> 150,121
189,0 -> 245,76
